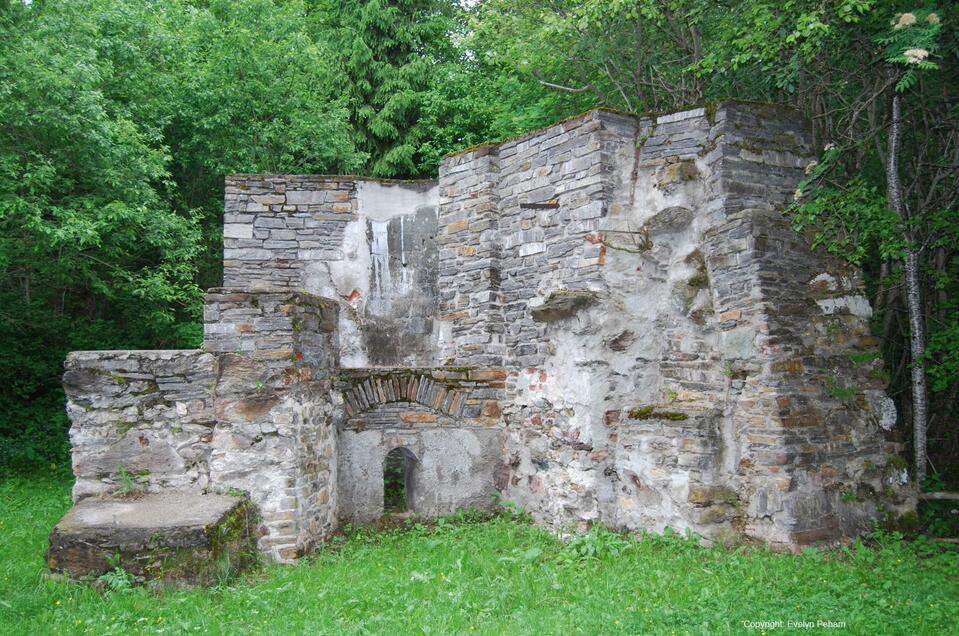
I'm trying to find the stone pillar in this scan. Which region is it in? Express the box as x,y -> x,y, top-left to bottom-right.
436,146 -> 505,366
203,288 -> 339,561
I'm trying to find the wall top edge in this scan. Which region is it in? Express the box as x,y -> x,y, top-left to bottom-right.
225,174 -> 438,187
439,99 -> 806,164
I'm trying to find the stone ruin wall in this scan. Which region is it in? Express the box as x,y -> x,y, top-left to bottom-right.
65,290 -> 342,561
436,103 -> 910,546
61,101 -> 913,562
222,175 -> 440,368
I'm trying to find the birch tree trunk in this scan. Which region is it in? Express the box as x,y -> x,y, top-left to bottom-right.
886,81 -> 929,485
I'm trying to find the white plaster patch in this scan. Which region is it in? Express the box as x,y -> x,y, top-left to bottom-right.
223,223 -> 253,239
519,242 -> 546,257
809,272 -> 838,291
656,107 -> 705,124
302,219 -> 373,367
866,390 -> 897,430
886,468 -> 910,486
355,180 -> 438,222
337,313 -> 367,368
816,295 -> 872,318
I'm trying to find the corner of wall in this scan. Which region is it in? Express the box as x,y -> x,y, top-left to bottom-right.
704,102 -> 913,546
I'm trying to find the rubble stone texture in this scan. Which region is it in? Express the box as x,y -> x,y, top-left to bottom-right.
58,102 -> 913,563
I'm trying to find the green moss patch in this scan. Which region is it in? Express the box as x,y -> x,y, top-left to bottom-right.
627,405 -> 689,421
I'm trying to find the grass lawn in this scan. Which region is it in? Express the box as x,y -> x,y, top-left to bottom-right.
1,477 -> 957,635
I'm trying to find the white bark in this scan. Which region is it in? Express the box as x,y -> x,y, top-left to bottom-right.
886,84 -> 929,484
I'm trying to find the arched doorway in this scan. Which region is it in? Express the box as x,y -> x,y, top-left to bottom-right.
383,447 -> 417,513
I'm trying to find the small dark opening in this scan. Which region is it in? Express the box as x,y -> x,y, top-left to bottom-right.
383,447 -> 415,513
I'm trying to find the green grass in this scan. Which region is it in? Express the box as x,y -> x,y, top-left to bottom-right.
1,478 -> 957,635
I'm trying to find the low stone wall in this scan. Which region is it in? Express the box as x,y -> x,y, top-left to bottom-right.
64,350 -> 217,501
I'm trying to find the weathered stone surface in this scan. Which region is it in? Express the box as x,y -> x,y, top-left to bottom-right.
46,493 -> 256,586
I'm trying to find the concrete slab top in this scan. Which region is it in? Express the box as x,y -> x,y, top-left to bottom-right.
56,493 -> 243,534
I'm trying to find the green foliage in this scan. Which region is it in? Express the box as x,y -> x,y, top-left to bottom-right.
168,0 -> 363,268
111,464 -> 142,499
848,350 -> 882,366
826,376 -> 858,400
316,0 -> 457,177
927,301 -> 959,393
687,270 -> 709,289
3,477 -> 959,633
0,0 -> 362,474
382,448 -> 407,512
557,524 -> 635,563
918,474 -> 959,538
790,180 -> 903,265
627,405 -> 688,421
0,0 -> 202,474
876,6 -> 943,92
492,495 -> 533,524
96,553 -> 142,593
920,501 -> 959,538
922,471 -> 947,493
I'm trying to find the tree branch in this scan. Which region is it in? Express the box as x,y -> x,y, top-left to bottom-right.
532,69 -> 591,93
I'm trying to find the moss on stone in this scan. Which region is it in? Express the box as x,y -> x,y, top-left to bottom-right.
688,485 -> 739,506
886,454 -> 908,471
704,101 -> 719,126
880,509 -> 921,535
147,499 -> 259,587
847,350 -> 881,366
687,264 -> 709,289
442,366 -> 476,374
627,405 -> 656,419
115,420 -> 142,436
627,405 -> 689,421
825,376 -> 857,400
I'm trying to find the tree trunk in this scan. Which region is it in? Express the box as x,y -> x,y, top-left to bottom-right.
904,249 -> 929,484
886,82 -> 929,485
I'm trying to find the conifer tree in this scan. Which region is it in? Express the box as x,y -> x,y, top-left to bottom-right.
315,0 -> 454,177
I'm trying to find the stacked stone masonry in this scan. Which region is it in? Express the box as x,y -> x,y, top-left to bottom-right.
61,102 -> 912,561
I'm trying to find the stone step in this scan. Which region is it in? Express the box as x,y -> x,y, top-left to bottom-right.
46,492 -> 257,587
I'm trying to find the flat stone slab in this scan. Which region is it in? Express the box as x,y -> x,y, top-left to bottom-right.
530,290 -> 597,322
47,492 -> 257,586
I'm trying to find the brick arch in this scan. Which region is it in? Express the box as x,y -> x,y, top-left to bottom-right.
341,373 -> 470,418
